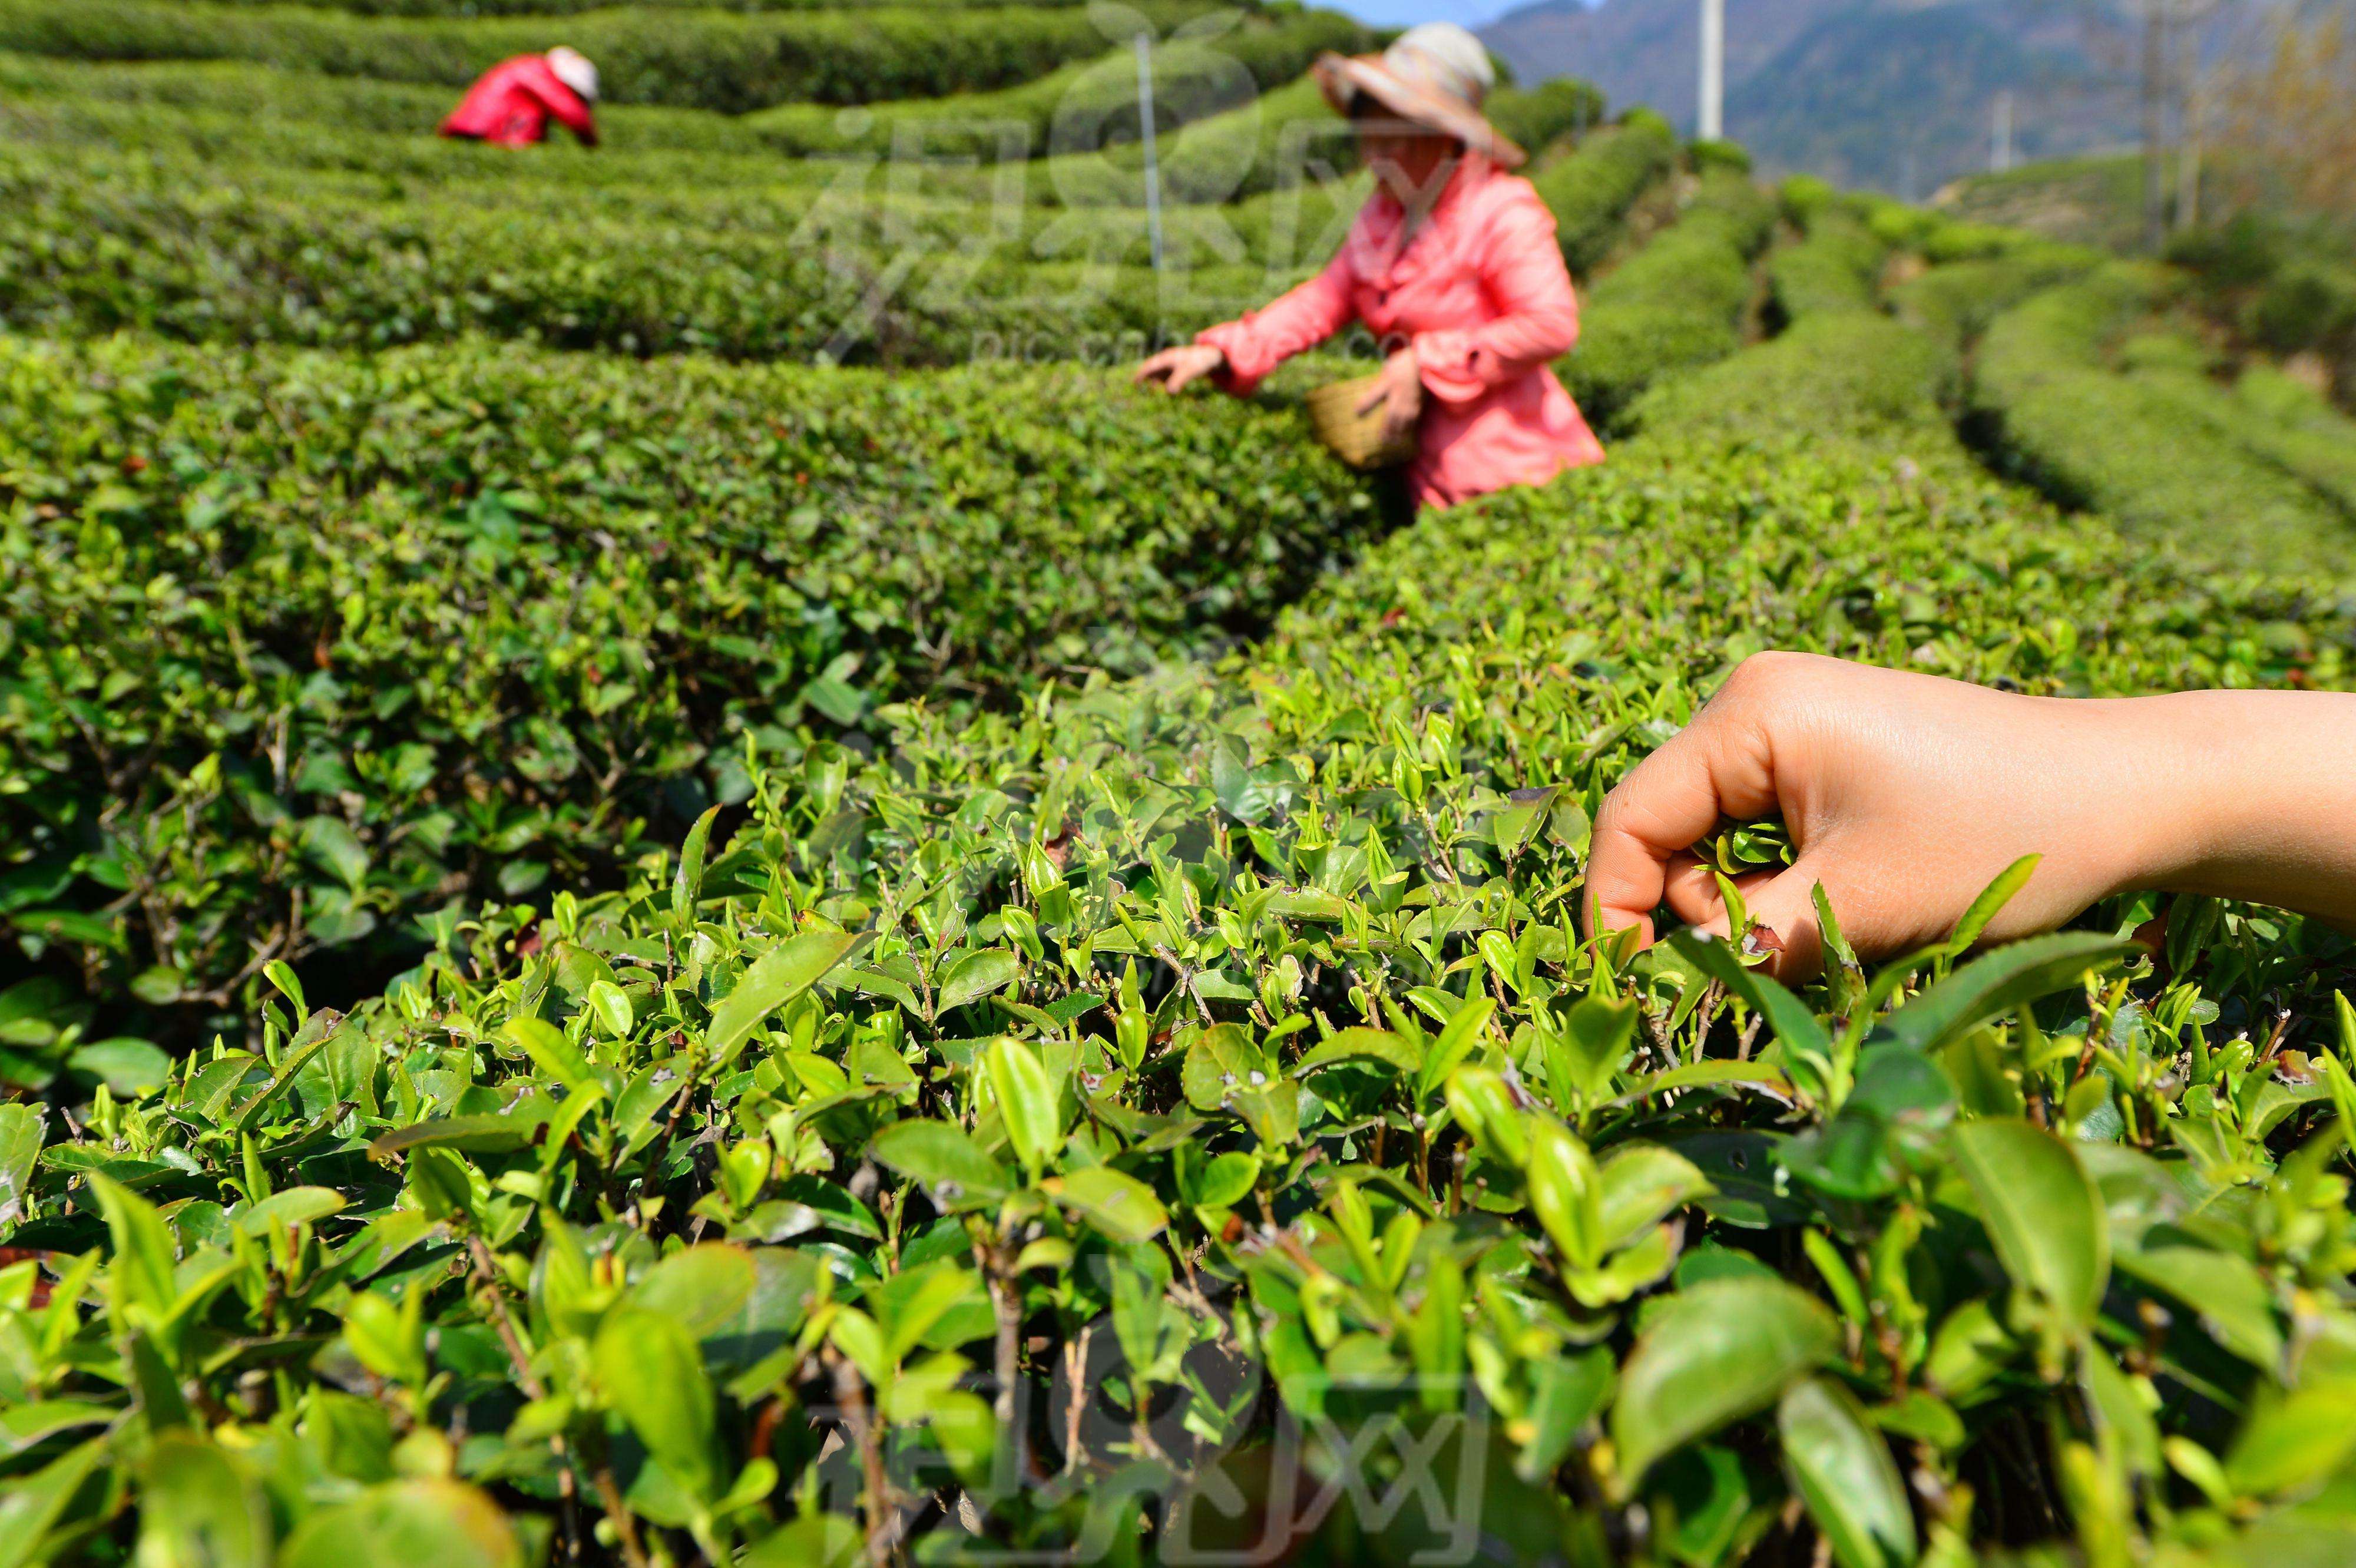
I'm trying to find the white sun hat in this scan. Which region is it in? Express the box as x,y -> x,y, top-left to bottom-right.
1312,22 -> 1524,168
547,46 -> 600,102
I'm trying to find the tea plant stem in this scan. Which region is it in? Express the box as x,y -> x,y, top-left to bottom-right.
1154,946 -> 1214,1023
987,1242 -> 1022,1428
467,1235 -> 587,1562
828,1348 -> 894,1567
1062,1323 -> 1094,1473
580,1427 -> 653,1568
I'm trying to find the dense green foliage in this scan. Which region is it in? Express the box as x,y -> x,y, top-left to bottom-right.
740,12 -> 1369,160
1560,169 -> 1775,432
2166,215 -> 2356,406
10,269 -> 2356,1566
198,0 -> 1097,13
13,41 -> 2356,1568
0,135 -> 1333,362
0,339 -> 1379,1057
1765,206 -> 1887,326
1886,241 -> 2103,353
1970,263 -> 2356,573
0,44 -> 1607,368
0,0 -> 1229,113
1532,108 -> 1678,277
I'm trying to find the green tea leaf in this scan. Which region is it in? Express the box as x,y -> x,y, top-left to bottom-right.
984,1037 -> 1060,1178
1883,932 -> 2137,1055
938,948 -> 1021,1014
1611,1278 -> 1840,1486
673,805 -> 721,927
1292,1027 -> 1418,1077
706,928 -> 862,1065
1947,1118 -> 2107,1338
279,1479 -> 525,1568
1777,1377 -> 1917,1568
595,1306 -> 719,1501
1044,1166 -> 1168,1243
1595,1144 -> 1713,1253
868,1120 -> 1014,1209
2116,1245 -> 2282,1369
0,1104 -> 45,1227
1946,853 -> 2041,955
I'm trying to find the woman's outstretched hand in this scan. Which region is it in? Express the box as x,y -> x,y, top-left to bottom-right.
1134,343 -> 1226,394
1583,651 -> 2356,978
1354,346 -> 1424,445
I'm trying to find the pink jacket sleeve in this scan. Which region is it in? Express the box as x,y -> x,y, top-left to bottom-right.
524,58 -> 599,144
1410,188 -> 1581,406
1193,250 -> 1359,397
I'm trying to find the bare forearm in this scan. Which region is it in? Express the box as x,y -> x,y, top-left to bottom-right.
2127,689 -> 2356,924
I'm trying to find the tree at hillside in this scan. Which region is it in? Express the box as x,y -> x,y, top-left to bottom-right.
2218,9 -> 2356,226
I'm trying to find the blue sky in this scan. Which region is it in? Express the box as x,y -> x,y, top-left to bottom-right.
1335,0 -> 1534,28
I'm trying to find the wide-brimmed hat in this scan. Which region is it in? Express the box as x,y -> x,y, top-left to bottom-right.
547,45 -> 600,102
1313,22 -> 1524,169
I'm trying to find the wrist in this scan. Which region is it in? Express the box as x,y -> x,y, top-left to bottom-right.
2107,689 -> 2356,923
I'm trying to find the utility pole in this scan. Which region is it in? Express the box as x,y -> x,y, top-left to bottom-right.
1698,0 -> 1724,140
2140,0 -> 2170,250
1991,90 -> 2014,172
1136,33 -> 1164,276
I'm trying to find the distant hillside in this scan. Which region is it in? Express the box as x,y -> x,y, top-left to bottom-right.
1481,0 -> 2143,194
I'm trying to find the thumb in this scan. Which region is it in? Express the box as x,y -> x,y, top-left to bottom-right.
1688,855 -> 1830,983
1354,382 -> 1389,415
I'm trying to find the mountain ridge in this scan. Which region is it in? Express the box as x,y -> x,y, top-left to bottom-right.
1480,0 -> 2140,194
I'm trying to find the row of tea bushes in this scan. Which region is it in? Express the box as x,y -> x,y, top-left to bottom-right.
200,0 -> 1097,13
1533,107 -> 1679,277
1036,73 -> 1604,209
1885,240 -> 2105,353
0,91 -> 1643,366
0,142 -> 1334,360
1557,168 -> 1776,434
742,12 -> 1369,161
0,48 -> 1590,214
0,336 -> 1381,1061
1970,262 -> 2356,574
2220,366 -> 2356,514
8,297 -> 2356,1566
1763,204 -> 1887,325
0,0 -> 1232,113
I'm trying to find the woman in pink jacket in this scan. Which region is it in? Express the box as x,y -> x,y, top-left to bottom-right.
1136,22 -> 1603,512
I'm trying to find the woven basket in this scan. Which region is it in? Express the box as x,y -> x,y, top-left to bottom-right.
1305,375 -> 1417,471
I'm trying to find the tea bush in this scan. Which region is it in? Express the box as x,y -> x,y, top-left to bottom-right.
9,299 -> 2356,1567
1559,168 -> 1776,433
1764,203 -> 1887,325
206,0 -> 1094,13
1885,242 -> 2103,353
0,338 -> 1381,1058
2124,358 -> 2356,521
0,143 -> 1318,361
1533,108 -> 1679,277
0,0 -> 1229,113
0,49 -> 829,156
1969,263 -> 2356,573
740,12 -> 1369,161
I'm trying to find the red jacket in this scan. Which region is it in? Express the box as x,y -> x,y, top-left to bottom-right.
438,55 -> 597,148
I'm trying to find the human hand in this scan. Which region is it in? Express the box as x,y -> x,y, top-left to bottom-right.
1583,651 -> 2356,978
1354,346 -> 1424,445
1134,344 -> 1226,395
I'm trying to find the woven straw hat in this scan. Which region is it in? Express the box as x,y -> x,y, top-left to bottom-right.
1312,22 -> 1524,169
547,46 -> 600,102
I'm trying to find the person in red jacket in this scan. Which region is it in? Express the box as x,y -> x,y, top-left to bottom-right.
439,47 -> 600,148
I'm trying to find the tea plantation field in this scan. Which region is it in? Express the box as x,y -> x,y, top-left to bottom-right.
5,6 -> 2356,1565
